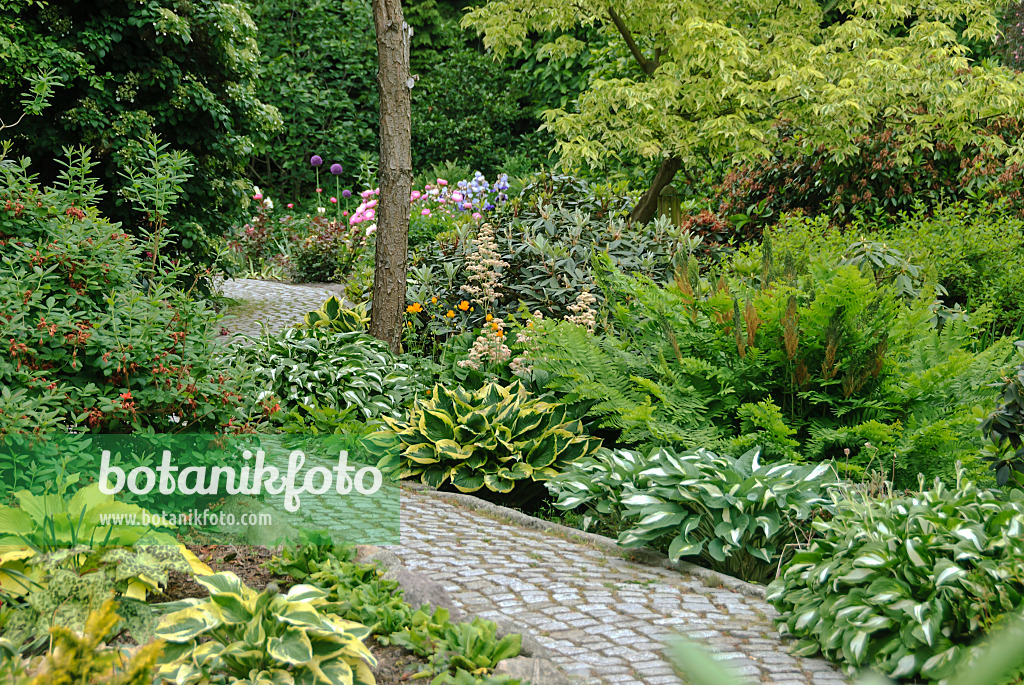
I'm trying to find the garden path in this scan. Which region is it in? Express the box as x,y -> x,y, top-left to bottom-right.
216,278 -> 346,339
218,278 -> 846,685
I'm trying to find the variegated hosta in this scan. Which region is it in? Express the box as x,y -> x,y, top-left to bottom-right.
767,474 -> 1024,683
235,328 -> 418,419
155,572 -> 376,685
549,446 -> 836,583
369,381 -> 601,494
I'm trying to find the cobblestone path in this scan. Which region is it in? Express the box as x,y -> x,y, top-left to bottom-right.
217,278 -> 344,339
395,488 -> 844,685
220,278 -> 847,685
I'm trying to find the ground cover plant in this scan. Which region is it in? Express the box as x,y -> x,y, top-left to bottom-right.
767,471 -> 1024,682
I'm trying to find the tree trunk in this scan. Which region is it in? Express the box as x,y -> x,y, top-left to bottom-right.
370,0 -> 413,354
630,156 -> 682,225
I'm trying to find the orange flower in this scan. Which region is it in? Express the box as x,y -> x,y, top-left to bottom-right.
431,296 -> 438,304
458,300 -> 470,311
446,310 -> 456,318
406,302 -> 423,314
495,330 -> 504,338
485,314 -> 493,322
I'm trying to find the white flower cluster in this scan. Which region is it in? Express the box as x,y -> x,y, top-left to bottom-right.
510,310 -> 543,378
457,317 -> 511,370
565,290 -> 598,333
460,223 -> 507,307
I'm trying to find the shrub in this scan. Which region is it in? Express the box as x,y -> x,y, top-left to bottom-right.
155,572 -> 377,685
371,380 -> 602,496
980,341 -> 1024,486
0,0 -> 280,268
0,148 -> 249,434
0,599 -> 165,684
759,202 -> 1024,336
767,473 -> 1024,682
247,0 -> 378,199
549,446 -> 836,583
412,45 -> 538,177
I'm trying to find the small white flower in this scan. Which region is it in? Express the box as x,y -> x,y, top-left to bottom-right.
365,224 -> 377,236
263,198 -> 274,210
317,206 -> 326,214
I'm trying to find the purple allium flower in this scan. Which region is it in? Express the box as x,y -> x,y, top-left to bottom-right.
330,163 -> 343,175
342,189 -> 352,198
310,155 -> 323,166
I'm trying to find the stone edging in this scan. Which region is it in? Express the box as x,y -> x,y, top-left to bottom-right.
400,482 -> 767,600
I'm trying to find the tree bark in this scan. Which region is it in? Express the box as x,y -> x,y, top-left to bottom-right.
370,0 -> 413,354
630,156 -> 681,225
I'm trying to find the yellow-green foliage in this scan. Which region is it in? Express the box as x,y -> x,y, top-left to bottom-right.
0,599 -> 164,685
371,381 -> 602,494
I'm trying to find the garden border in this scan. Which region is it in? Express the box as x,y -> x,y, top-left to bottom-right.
399,483 -> 767,599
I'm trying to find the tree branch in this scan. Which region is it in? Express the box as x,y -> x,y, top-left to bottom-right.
607,5 -> 658,77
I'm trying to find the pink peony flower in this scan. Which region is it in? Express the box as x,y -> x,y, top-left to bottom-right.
452,192 -> 463,202
253,192 -> 263,201
330,197 -> 337,204
472,212 -> 482,220
287,203 -> 294,209
365,208 -> 375,220
438,179 -> 448,186
421,208 -> 431,216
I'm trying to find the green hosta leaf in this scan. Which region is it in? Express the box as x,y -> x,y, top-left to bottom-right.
420,409 -> 457,443
156,606 -> 221,642
267,626 -> 314,665
403,442 -> 439,465
434,439 -> 475,462
451,465 -> 486,493
933,559 -> 967,586
421,464 -> 450,489
484,472 -> 517,493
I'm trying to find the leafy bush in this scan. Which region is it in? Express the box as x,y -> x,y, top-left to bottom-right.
373,381 -> 601,496
759,202 -> 1024,335
155,572 -> 376,685
247,0 -> 377,199
388,607 -> 521,679
267,543 -> 526,684
0,599 -> 165,684
2,544 -> 191,654
0,0 -> 280,267
0,148 -> 250,433
0,481 -> 203,652
550,446 -> 836,583
980,341 -> 1024,486
412,45 -> 539,177
767,473 -> 1024,682
234,328 -> 419,420
303,296 -> 370,333
524,251 -> 1013,486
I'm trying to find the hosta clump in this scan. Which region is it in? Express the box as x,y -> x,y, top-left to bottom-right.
767,473 -> 1024,682
549,446 -> 836,583
372,381 -> 601,495
235,328 -> 420,419
155,572 -> 376,685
